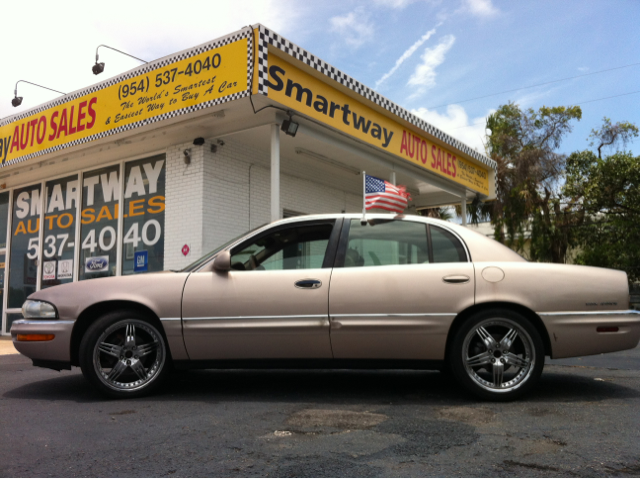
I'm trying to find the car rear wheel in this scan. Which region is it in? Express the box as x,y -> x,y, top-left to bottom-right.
79,311 -> 169,398
450,309 -> 544,401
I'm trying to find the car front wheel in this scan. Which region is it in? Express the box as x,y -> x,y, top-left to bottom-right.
450,309 -> 544,401
79,311 -> 169,398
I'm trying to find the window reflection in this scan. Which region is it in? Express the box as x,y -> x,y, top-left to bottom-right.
41,175 -> 78,288
8,184 -> 41,308
231,224 -> 333,271
122,155 -> 165,275
346,219 -> 429,267
78,165 -> 120,280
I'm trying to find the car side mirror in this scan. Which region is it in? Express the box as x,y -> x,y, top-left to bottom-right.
213,251 -> 231,272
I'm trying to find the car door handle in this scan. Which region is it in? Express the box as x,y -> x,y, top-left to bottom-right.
295,279 -> 322,289
442,275 -> 470,284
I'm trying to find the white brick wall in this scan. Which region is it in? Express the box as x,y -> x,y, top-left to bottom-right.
165,141 -> 206,270
165,137 -> 370,271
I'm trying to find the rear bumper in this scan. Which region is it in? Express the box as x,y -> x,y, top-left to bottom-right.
539,310 -> 640,359
11,319 -> 75,363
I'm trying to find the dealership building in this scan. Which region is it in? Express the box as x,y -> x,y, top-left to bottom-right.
0,25 -> 497,335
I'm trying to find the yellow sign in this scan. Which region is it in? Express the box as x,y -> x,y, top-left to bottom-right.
264,55 -> 489,195
0,38 -> 250,167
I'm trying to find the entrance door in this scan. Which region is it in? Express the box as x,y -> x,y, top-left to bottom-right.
182,220 -> 340,360
329,218 -> 475,360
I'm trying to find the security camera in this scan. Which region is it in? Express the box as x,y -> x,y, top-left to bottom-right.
183,149 -> 191,165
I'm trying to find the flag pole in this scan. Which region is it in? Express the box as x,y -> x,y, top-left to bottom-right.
361,171 -> 367,224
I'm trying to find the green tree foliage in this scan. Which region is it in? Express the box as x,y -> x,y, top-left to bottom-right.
479,102 -> 583,262
589,117 -> 639,159
419,207 -> 454,221
565,119 -> 640,280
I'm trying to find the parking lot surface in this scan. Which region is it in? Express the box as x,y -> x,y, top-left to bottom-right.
1,338 -> 639,477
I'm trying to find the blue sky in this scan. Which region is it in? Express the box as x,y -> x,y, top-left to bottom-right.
2,0 -> 638,157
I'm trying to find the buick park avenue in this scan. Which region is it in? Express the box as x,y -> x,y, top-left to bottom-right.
11,214 -> 640,400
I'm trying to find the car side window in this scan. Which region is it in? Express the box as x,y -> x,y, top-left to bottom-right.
345,219 -> 429,267
230,223 -> 334,271
430,226 -> 467,263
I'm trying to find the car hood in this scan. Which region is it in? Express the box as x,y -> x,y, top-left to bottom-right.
28,271 -> 191,321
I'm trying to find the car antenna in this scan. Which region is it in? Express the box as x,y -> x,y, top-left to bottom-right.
361,170 -> 368,225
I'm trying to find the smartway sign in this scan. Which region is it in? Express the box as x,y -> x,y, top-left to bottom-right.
0,31 -> 252,168
263,54 -> 490,196
0,25 -> 493,196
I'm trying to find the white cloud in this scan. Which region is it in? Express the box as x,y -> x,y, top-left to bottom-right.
412,105 -> 491,152
375,24 -> 441,89
371,0 -> 416,8
407,35 -> 455,96
460,0 -> 499,17
330,8 -> 375,49
512,85 -> 564,109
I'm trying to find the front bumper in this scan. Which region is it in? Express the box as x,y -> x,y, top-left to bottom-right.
11,319 -> 75,367
539,310 -> 640,359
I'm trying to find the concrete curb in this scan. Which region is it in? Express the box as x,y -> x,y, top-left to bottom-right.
0,337 -> 19,356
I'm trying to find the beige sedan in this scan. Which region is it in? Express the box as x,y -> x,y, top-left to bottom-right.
11,214 -> 640,400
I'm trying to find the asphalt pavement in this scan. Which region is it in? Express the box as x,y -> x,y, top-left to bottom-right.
1,337 -> 639,477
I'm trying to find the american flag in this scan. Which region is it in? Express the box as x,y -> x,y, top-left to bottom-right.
365,174 -> 411,214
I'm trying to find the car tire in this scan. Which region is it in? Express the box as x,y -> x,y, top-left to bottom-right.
449,309 -> 544,401
79,311 -> 169,399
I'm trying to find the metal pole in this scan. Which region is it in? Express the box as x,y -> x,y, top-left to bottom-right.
270,124 -> 280,222
390,171 -> 396,186
361,171 -> 366,223
461,191 -> 467,227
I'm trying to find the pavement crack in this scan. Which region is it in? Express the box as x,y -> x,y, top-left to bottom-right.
502,460 -> 556,473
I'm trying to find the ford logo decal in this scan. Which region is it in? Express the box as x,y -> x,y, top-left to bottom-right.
87,258 -> 107,269
85,256 -> 109,272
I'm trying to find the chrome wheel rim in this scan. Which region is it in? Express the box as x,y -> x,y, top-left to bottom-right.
462,318 -> 535,394
93,319 -> 165,392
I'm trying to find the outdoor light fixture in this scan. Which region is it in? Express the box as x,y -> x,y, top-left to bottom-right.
12,80 -> 66,107
93,44 -> 148,75
281,118 -> 299,137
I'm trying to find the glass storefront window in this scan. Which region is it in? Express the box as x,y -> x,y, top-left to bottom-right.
1,154 -> 167,333
79,165 -> 120,280
122,155 -> 165,275
0,192 -> 10,249
0,254 -> 5,329
5,313 -> 23,334
41,175 -> 79,289
8,184 -> 41,308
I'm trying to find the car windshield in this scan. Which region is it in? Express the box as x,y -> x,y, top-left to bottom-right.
180,223 -> 267,272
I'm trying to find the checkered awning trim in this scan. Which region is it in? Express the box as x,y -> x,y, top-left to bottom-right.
1,28 -> 254,167
256,25 -> 496,171
2,91 -> 249,168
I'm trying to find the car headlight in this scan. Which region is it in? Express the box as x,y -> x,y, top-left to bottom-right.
22,300 -> 58,319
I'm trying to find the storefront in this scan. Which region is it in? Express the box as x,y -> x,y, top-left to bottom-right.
0,25 -> 496,335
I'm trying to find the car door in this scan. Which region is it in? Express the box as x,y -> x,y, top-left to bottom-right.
328,218 -> 475,360
182,219 -> 341,360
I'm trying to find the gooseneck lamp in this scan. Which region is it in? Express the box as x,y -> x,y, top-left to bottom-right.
93,45 -> 148,75
12,80 -> 66,107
